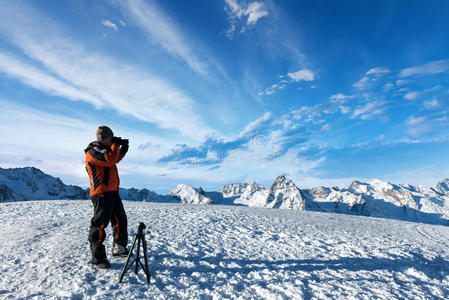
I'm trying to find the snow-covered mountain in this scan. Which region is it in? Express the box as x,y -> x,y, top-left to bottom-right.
0,167 -> 167,203
2,166 -> 449,226
169,184 -> 212,204
119,187 -> 177,203
0,184 -> 16,202
0,167 -> 88,202
221,181 -> 265,198
436,178 -> 449,194
301,179 -> 449,225
218,175 -> 449,225
221,182 -> 266,206
265,175 -> 306,210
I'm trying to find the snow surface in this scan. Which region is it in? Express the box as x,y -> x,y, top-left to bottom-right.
2,200 -> 449,299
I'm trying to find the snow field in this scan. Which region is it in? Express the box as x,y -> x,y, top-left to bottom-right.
1,200 -> 449,299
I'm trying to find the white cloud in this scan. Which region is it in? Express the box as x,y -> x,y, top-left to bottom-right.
287,69 -> 315,82
404,91 -> 420,101
406,115 -> 426,126
353,67 -> 391,90
353,76 -> 370,90
321,124 -> 331,132
384,83 -> 394,91
351,101 -> 387,120
0,1 -> 214,140
102,20 -> 118,30
366,67 -> 390,75
0,99 -> 176,184
119,0 -> 207,75
239,112 -> 272,138
225,0 -> 269,37
119,20 -> 127,27
246,2 -> 269,25
395,79 -> 409,86
259,69 -> 316,96
329,93 -> 354,104
400,59 -> 449,77
0,51 -> 103,107
339,106 -> 351,114
406,115 -> 431,138
424,99 -> 439,109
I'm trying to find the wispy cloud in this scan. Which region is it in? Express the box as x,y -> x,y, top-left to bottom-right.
102,20 -> 118,30
351,100 -> 387,120
286,69 -> 315,82
238,112 -> 272,138
405,112 -> 449,138
0,51 -> 103,107
329,93 -> 355,104
0,99 -> 173,183
353,66 -> 390,90
406,115 -> 431,137
353,76 -> 370,90
424,99 -> 439,109
259,69 -> 316,96
400,59 -> 449,77
404,91 -> 420,100
225,0 -> 269,38
0,1 -> 214,141
366,67 -> 390,75
119,0 -> 207,75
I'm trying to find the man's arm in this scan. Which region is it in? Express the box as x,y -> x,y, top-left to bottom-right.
87,143 -> 121,167
117,140 -> 129,163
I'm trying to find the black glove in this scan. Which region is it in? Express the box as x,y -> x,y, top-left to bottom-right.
121,139 -> 129,146
121,143 -> 129,155
111,136 -> 122,144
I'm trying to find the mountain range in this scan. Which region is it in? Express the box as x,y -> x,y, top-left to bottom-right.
1,167 -> 448,225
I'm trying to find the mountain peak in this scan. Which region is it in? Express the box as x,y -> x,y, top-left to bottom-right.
265,175 -> 305,210
436,178 -> 449,194
169,184 -> 211,204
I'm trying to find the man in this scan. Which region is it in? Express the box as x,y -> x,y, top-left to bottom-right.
84,126 -> 129,269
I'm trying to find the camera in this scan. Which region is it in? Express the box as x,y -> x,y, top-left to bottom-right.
112,136 -> 129,145
137,222 -> 146,234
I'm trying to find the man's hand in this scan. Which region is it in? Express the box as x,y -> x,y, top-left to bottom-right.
121,142 -> 129,155
111,136 -> 122,144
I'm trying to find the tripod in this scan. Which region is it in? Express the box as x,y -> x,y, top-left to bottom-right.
118,222 -> 151,283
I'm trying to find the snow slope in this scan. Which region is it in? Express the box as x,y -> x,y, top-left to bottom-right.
1,200 -> 449,299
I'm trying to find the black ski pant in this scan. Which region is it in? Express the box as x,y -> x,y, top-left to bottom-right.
89,191 -> 128,263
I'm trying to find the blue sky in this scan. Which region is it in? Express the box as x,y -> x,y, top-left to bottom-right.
1,0 -> 449,193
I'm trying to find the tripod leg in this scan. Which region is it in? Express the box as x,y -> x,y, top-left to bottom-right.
135,236 -> 141,274
119,235 -> 138,283
142,237 -> 151,283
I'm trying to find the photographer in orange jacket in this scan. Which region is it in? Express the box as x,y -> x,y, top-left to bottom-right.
84,126 -> 129,269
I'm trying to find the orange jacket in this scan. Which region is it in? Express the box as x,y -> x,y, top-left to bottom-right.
84,141 -> 126,197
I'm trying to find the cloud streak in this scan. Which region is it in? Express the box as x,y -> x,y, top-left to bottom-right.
351,100 -> 387,120
119,0 -> 207,75
400,59 -> 449,77
0,1 -> 214,141
0,99 -> 181,187
259,69 -> 316,96
353,66 -> 390,90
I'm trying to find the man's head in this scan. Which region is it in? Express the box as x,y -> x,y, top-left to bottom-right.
96,126 -> 114,146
